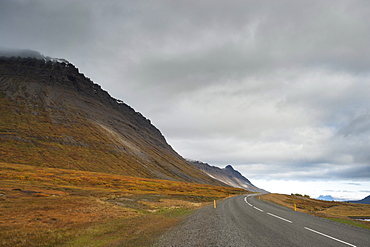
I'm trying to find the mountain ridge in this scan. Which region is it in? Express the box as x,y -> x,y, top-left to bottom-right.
0,55 -> 225,185
189,160 -> 267,193
316,195 -> 347,202
347,195 -> 370,205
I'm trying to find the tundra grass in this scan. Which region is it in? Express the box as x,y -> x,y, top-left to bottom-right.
324,218 -> 369,230
0,162 -> 245,246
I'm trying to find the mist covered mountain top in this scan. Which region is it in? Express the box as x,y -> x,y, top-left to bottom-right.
0,48 -> 69,64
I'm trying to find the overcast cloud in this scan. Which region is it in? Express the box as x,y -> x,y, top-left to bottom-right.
1,0 -> 369,197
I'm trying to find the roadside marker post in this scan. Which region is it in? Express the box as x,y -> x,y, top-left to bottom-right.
294,204 -> 297,211
214,200 -> 217,208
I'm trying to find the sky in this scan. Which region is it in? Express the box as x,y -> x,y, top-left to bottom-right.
1,0 -> 369,200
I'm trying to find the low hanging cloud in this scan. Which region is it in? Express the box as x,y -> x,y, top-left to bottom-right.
0,0 -> 369,181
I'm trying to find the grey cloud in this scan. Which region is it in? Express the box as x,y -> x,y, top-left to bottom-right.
0,0 -> 93,56
237,162 -> 370,181
346,183 -> 361,186
338,113 -> 370,137
330,164 -> 370,180
255,0 -> 370,73
1,0 -> 370,183
127,0 -> 370,91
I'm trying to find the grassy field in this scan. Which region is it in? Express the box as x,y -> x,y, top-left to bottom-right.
261,193 -> 370,229
0,162 -> 246,246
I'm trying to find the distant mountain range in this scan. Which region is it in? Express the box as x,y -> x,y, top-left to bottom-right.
316,195 -> 346,201
189,160 -> 267,193
347,195 -> 370,205
317,195 -> 370,204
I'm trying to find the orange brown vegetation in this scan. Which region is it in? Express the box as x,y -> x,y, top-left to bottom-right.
261,193 -> 370,229
0,162 -> 245,246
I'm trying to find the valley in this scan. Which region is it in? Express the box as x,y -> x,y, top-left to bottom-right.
1,54 -> 368,246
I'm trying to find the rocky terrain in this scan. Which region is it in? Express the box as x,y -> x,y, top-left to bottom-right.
190,160 -> 267,192
0,55 -> 224,185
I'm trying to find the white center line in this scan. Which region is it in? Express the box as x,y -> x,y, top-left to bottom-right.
304,227 -> 356,247
253,206 -> 264,212
244,197 -> 252,207
267,213 -> 292,223
241,196 -> 357,246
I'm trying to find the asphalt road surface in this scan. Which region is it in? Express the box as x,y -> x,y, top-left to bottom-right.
154,194 -> 370,246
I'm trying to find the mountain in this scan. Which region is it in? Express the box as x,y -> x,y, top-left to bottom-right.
347,195 -> 370,205
0,53 -> 224,185
0,48 -> 69,63
189,160 -> 267,193
317,195 -> 336,201
316,195 -> 347,202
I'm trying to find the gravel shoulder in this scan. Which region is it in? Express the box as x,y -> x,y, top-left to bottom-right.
152,197 -> 251,247
154,195 -> 370,247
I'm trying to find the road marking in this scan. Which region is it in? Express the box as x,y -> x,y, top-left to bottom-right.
267,213 -> 292,223
244,197 -> 252,207
304,227 -> 356,247
253,206 -> 263,212
242,196 -> 357,246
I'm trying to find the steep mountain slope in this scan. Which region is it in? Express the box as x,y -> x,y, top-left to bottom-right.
190,160 -> 267,192
0,55 -> 224,185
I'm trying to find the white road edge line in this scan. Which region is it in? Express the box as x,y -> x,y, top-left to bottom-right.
304,227 -> 356,247
253,206 -> 264,212
267,213 -> 292,223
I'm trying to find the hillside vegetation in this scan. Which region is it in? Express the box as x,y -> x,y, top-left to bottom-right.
0,162 -> 245,246
0,57 -> 221,185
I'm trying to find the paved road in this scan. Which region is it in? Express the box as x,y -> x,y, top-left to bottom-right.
154,194 -> 370,246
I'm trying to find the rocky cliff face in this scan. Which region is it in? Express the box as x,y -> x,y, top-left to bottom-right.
0,55 -> 224,185
190,160 -> 267,192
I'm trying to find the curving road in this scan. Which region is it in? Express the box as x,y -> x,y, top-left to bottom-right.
154,194 -> 370,246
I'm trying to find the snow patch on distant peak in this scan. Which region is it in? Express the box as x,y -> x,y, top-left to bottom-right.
46,57 -> 70,64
